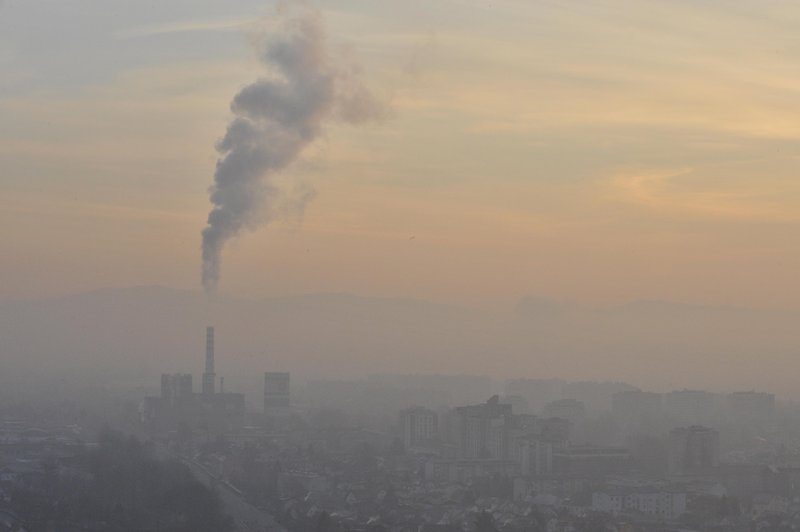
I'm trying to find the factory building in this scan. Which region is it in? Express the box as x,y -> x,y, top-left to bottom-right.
141,326 -> 245,433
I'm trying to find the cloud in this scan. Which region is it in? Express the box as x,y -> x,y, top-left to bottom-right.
610,161 -> 800,222
115,17 -> 254,39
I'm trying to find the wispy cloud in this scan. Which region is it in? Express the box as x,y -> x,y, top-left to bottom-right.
610,162 -> 800,222
115,17 -> 254,39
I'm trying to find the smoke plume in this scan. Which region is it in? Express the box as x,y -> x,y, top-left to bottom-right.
201,3 -> 385,293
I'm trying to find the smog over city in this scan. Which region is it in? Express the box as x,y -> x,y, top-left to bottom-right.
3,1 -> 800,531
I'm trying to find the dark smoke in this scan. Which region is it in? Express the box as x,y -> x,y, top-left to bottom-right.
201,3 -> 385,293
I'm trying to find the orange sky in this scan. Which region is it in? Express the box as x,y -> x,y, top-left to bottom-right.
2,0 -> 800,309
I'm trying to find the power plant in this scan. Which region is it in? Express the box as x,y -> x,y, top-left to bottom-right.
141,326 -> 245,433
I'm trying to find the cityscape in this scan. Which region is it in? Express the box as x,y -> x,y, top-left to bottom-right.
4,0 -> 800,531
3,325 -> 800,531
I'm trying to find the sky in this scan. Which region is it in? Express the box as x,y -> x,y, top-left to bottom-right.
3,0 -> 800,310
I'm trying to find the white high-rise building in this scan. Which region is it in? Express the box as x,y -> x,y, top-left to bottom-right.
399,407 -> 438,449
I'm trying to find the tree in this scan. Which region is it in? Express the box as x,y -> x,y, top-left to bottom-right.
475,510 -> 498,532
10,427 -> 235,532
315,511 -> 334,532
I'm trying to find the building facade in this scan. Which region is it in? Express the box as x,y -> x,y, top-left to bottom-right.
593,488 -> 687,520
668,425 -> 720,475
264,372 -> 291,411
399,407 -> 438,450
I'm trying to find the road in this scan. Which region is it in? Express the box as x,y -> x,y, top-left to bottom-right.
178,454 -> 288,532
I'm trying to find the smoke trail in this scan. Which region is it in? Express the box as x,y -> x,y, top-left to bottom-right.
201,3 -> 385,293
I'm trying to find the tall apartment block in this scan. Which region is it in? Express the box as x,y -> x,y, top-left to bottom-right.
264,372 -> 290,411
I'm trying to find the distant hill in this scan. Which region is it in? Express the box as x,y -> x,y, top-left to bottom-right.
1,286 -> 799,399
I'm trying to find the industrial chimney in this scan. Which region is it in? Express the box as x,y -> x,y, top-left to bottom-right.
202,326 -> 215,395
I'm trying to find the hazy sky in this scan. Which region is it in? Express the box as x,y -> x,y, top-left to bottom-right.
3,0 -> 800,309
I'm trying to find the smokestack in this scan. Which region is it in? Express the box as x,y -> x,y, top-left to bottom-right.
202,326 -> 215,395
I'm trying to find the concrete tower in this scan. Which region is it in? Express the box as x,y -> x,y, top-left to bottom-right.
202,326 -> 216,395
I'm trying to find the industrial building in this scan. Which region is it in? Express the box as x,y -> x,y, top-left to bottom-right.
141,326 -> 245,433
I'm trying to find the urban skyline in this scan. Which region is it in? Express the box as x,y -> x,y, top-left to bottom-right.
3,1 -> 800,530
